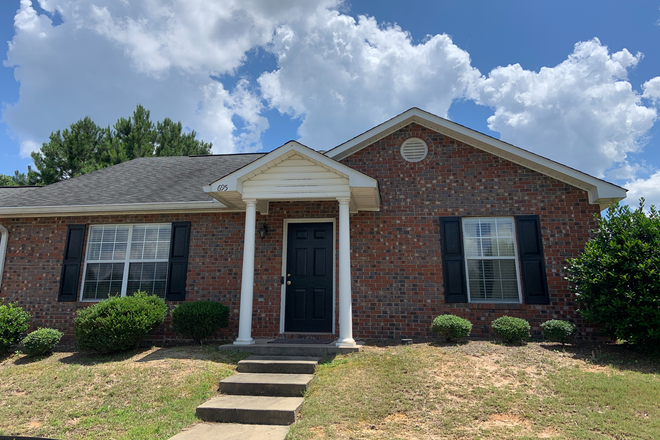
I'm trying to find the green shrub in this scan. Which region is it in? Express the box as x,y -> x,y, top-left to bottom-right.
568,200 -> 660,349
0,301 -> 31,353
74,291 -> 167,353
21,328 -> 63,357
431,314 -> 472,342
492,316 -> 531,344
541,320 -> 577,344
172,301 -> 229,344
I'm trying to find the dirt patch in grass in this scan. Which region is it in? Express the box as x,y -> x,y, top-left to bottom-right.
0,345 -> 246,440
289,341 -> 660,440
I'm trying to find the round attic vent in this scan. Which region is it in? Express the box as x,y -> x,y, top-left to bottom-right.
400,138 -> 428,162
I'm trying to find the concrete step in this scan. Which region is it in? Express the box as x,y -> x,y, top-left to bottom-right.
237,356 -> 320,374
168,422 -> 289,440
196,395 -> 304,425
219,373 -> 313,397
219,340 -> 360,356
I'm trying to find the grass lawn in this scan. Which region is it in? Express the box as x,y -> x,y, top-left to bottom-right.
0,345 -> 245,440
1,341 -> 658,440
290,341 -> 660,439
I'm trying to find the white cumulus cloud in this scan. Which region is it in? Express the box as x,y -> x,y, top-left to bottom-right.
468,38 -> 659,178
2,0 -> 338,156
626,171 -> 660,207
643,77 -> 660,103
258,10 -> 480,150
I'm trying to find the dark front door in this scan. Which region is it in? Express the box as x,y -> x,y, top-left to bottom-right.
285,222 -> 333,333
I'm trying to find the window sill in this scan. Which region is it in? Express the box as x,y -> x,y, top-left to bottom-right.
445,302 -> 524,310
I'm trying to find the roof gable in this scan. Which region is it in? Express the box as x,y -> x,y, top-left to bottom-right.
325,108 -> 626,208
204,141 -> 380,212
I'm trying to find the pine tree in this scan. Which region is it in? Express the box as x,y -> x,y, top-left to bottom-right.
30,117 -> 105,185
11,105 -> 213,185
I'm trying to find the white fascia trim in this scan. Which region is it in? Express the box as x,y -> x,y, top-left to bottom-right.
0,200 -> 235,218
0,224 -> 7,290
326,108 -> 627,206
204,141 -> 379,194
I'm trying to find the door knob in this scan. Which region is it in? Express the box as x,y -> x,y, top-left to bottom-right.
287,281 -> 291,285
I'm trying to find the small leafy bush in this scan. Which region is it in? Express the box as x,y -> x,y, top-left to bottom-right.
21,328 -> 63,357
74,291 -> 167,353
568,200 -> 660,349
431,314 -> 472,342
0,301 -> 31,353
541,319 -> 577,344
172,301 -> 229,344
492,316 -> 531,344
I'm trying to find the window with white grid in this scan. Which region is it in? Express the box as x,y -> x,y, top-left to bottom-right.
81,224 -> 171,300
462,217 -> 521,303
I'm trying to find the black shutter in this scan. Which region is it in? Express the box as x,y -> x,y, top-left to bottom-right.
440,217 -> 468,303
58,224 -> 86,302
166,221 -> 191,301
516,215 -> 550,304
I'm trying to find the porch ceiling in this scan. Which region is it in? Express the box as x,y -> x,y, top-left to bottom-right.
203,141 -> 380,213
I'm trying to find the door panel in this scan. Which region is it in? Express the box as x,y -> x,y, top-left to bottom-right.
285,222 -> 333,332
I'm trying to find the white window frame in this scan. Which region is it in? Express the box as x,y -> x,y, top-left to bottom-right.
462,217 -> 523,304
80,223 -> 171,302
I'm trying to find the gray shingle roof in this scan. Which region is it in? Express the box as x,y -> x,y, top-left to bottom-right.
0,187 -> 39,203
0,154 -> 263,208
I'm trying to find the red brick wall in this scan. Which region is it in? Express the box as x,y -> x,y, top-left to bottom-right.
0,123 -> 601,344
340,123 -> 601,339
0,213 -> 247,344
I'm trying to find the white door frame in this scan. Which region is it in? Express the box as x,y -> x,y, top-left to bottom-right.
280,218 -> 337,334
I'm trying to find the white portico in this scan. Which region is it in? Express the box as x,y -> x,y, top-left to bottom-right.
203,142 -> 380,348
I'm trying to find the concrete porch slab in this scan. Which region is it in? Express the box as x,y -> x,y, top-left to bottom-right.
218,339 -> 361,356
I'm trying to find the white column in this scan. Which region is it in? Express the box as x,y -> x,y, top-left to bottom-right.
234,199 -> 257,345
336,198 -> 356,347
0,225 -> 7,291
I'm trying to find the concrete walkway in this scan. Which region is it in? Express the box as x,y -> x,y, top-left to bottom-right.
169,356 -> 319,440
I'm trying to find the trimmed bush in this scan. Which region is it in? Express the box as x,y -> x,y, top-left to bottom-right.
172,301 -> 229,344
568,200 -> 660,349
0,301 -> 31,353
74,291 -> 167,353
431,315 -> 472,342
21,328 -> 63,357
492,316 -> 530,344
541,320 -> 577,344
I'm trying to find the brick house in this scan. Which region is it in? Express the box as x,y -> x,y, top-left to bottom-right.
0,108 -> 626,346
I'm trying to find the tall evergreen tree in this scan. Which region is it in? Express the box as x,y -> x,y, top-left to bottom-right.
0,169 -> 37,186
30,116 -> 105,185
155,118 -> 212,156
103,104 -> 158,164
10,104 -> 213,185
0,174 -> 15,186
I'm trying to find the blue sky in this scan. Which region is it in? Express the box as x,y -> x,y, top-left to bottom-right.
1,0 -> 659,204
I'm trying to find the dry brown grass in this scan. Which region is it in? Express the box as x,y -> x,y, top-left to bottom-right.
289,341 -> 660,439
0,345 -> 245,440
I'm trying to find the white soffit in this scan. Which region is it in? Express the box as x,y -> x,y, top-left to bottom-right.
325,108 -> 627,206
204,141 -> 380,212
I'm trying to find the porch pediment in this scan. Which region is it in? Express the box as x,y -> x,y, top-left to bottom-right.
203,141 -> 380,213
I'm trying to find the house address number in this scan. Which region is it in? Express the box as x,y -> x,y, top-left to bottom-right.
217,184 -> 228,191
